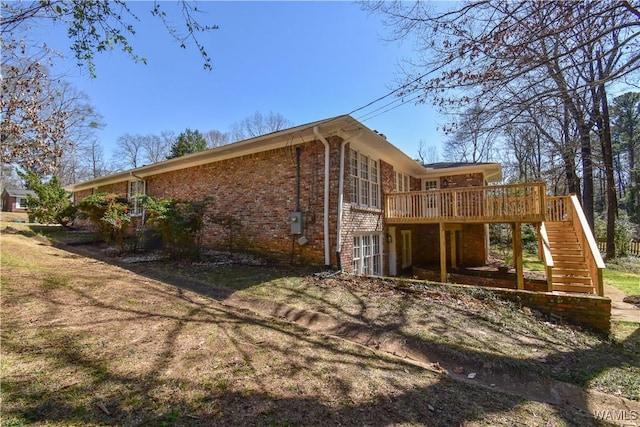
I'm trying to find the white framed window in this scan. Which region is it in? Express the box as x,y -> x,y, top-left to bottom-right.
394,171 -> 411,192
424,180 -> 438,191
353,233 -> 382,276
128,180 -> 146,216
15,197 -> 27,209
350,149 -> 380,208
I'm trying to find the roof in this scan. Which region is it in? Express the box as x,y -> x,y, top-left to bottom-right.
422,162 -> 503,182
65,115 -> 429,192
2,188 -> 35,198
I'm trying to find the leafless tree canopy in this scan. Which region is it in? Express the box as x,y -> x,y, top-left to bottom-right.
230,111 -> 294,142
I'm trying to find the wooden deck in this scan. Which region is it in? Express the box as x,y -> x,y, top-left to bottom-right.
384,184 -> 605,296
385,182 -> 546,224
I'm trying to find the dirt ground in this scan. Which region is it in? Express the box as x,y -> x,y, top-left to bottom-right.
2,229 -> 639,426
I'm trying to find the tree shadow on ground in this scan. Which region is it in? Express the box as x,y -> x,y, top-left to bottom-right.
3,237 -> 638,426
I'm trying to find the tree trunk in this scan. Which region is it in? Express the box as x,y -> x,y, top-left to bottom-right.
578,121 -> 595,231
598,92 -> 617,260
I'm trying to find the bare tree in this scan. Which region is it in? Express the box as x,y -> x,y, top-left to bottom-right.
142,131 -> 174,164
443,103 -> 498,163
416,140 -> 439,165
204,129 -> 230,148
230,111 -> 293,142
366,0 -> 640,255
113,134 -> 145,169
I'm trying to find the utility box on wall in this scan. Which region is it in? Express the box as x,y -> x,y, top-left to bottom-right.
290,211 -> 303,234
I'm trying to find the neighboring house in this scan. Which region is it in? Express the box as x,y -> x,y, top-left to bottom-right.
1,188 -> 35,212
66,115 -> 604,296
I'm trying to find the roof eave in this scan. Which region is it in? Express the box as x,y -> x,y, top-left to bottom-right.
420,163 -> 503,182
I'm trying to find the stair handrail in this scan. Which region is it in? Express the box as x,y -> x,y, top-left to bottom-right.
569,195 -> 606,296
538,222 -> 554,292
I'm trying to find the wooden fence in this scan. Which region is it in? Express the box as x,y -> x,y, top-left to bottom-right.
597,240 -> 640,257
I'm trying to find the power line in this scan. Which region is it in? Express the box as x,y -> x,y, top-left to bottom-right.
347,71 -> 430,117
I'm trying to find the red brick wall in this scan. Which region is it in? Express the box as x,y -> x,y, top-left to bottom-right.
76,140 -> 349,266
440,172 -> 485,188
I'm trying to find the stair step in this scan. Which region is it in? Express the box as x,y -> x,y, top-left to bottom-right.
553,262 -> 590,275
548,239 -> 580,245
553,254 -> 585,260
551,275 -> 593,285
553,284 -> 595,294
553,268 -> 590,276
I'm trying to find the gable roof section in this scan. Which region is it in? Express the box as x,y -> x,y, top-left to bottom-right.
3,188 -> 35,198
66,115 -> 429,192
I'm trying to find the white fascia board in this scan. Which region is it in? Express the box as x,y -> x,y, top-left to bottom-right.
66,121 -> 332,192
419,163 -> 503,182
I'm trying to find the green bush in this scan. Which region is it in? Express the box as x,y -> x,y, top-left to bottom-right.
78,193 -> 132,248
144,196 -> 210,258
20,171 -> 76,227
594,213 -> 635,257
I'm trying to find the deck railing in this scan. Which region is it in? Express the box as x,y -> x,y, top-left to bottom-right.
385,182 -> 547,223
568,195 -> 606,296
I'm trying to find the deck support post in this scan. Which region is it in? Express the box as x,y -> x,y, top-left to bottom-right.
450,230 -> 457,269
513,222 -> 524,290
439,222 -> 447,283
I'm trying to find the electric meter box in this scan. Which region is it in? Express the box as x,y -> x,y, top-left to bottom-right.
290,212 -> 303,234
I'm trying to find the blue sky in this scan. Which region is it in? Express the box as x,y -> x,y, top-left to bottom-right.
37,1 -> 449,160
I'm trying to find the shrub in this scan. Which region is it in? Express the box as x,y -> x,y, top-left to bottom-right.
594,213 -> 635,257
144,196 -> 210,257
78,193 -> 132,248
20,171 -> 76,227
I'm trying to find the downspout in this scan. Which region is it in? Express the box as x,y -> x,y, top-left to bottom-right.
336,130 -> 363,270
313,126 -> 331,268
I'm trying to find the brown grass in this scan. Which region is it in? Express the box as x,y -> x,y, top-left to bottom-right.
1,227 -> 637,426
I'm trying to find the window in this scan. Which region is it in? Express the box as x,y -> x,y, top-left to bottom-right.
350,149 -> 380,208
394,172 -> 411,192
128,180 -> 146,216
352,234 -> 382,276
424,180 -> 438,191
15,197 -> 27,209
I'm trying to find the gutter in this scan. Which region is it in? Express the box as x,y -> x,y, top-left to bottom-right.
313,126 -> 331,268
335,130 -> 363,270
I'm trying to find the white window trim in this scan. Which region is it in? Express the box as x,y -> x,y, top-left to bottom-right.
352,233 -> 383,276
394,171 -> 411,193
424,179 -> 439,191
15,197 -> 27,209
350,149 -> 381,209
128,180 -> 146,216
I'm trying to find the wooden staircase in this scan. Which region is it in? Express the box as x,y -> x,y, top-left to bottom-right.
544,221 -> 596,294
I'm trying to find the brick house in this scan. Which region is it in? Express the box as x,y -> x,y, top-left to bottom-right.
1,188 -> 35,212
68,114 -> 605,299
67,115 -> 505,277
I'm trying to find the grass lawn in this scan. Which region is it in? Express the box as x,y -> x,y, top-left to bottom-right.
3,217 -> 639,424
2,226 -> 639,425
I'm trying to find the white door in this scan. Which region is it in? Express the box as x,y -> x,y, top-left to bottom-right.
423,180 -> 439,218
